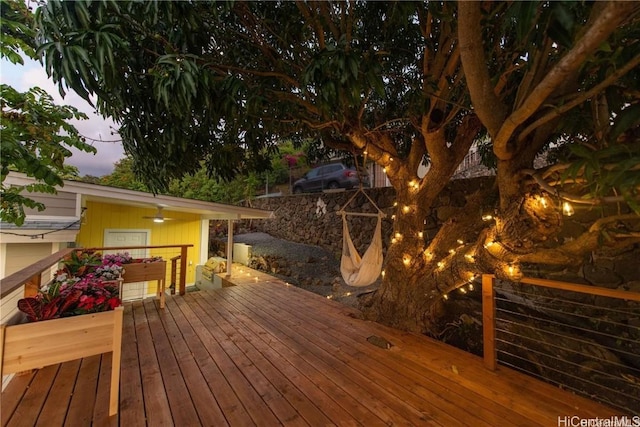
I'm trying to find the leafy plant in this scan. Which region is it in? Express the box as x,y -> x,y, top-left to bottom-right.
60,250 -> 102,277
17,275 -> 119,322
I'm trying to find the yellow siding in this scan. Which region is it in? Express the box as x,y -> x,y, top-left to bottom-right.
76,201 -> 202,294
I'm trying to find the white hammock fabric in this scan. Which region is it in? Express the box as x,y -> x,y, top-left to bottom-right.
340,212 -> 384,287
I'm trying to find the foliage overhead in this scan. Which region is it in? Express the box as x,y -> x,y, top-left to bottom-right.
34,0 -> 640,333
0,0 -> 96,225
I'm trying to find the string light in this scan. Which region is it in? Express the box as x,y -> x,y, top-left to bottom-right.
468,283 -> 474,291
391,237 -> 397,244
437,261 -> 445,270
402,205 -> 411,214
464,253 -> 475,262
540,196 -> 548,208
383,167 -> 388,174
391,214 -> 396,220
482,214 -> 494,221
506,264 -> 522,280
381,270 -> 386,278
418,231 -> 424,239
393,201 -> 398,207
345,292 -> 352,297
326,295 -> 333,299
443,294 -> 449,301
459,287 -> 467,294
562,201 -> 575,216
424,251 -> 433,261
448,248 -> 456,255
483,240 -> 495,249
403,255 -> 411,266
395,232 -> 403,240
456,239 -> 464,245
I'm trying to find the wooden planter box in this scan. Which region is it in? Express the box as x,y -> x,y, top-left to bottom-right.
0,306 -> 124,416
122,261 -> 167,307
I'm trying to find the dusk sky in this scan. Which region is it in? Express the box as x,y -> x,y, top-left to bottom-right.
2,57 -> 125,177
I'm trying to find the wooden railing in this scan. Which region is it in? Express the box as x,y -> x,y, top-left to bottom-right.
0,248 -> 74,299
0,245 -> 193,303
84,245 -> 192,295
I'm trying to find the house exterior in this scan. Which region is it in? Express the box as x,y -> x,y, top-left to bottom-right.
1,172 -> 273,294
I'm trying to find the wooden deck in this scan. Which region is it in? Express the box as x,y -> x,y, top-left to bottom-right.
2,267 -> 618,426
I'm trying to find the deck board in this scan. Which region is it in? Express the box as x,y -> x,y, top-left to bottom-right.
1,266 -> 621,426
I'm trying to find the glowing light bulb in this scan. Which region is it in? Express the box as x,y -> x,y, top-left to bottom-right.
383,167 -> 388,174
345,292 -> 352,297
424,251 -> 433,261
465,253 -> 475,262
449,248 -> 456,255
381,270 -> 386,278
395,232 -> 402,240
540,196 -> 548,208
443,294 -> 449,301
562,201 -> 574,216
459,287 -> 467,294
391,237 -> 397,244
326,295 -> 333,299
457,239 -> 464,245
402,205 -> 411,214
391,214 -> 396,220
403,255 -> 411,266
437,261 -> 445,270
482,214 -> 493,221
393,201 -> 398,207
418,231 -> 424,239
468,283 -> 474,291
484,241 -> 494,249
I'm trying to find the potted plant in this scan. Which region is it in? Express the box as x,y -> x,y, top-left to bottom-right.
0,255 -> 125,417
119,255 -> 167,308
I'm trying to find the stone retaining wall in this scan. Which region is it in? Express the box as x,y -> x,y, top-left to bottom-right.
239,177 -> 639,290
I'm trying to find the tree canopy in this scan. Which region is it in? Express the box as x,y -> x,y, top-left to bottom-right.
35,0 -> 640,333
0,0 -> 95,225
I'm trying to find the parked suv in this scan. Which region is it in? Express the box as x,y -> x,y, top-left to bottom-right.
293,163 -> 369,193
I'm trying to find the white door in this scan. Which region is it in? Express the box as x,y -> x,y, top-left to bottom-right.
104,229 -> 150,301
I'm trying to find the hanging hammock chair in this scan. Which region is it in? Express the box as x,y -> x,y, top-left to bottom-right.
338,189 -> 386,287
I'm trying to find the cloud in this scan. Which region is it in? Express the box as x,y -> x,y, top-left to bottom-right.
3,59 -> 125,177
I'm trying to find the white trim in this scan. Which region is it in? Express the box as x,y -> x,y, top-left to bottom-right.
5,172 -> 274,220
226,220 -> 233,276
0,230 -> 79,244
102,229 -> 152,254
199,220 -> 210,265
0,243 -> 6,279
103,229 -> 151,301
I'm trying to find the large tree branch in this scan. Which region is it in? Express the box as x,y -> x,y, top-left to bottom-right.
518,53 -> 640,143
494,1 -> 638,158
458,1 -> 508,140
518,214 -> 640,265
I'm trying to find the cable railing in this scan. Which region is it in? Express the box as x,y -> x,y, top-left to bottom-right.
482,274 -> 640,414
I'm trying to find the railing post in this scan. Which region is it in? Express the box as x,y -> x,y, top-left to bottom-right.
482,274 -> 497,371
170,257 -> 178,295
24,274 -> 42,297
179,246 -> 188,295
